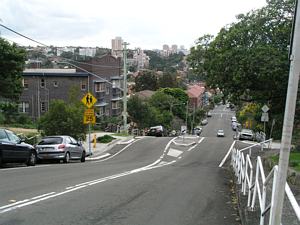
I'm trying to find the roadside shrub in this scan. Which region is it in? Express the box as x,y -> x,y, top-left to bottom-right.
96,135 -> 115,143
16,114 -> 33,125
0,112 -> 5,124
289,161 -> 299,168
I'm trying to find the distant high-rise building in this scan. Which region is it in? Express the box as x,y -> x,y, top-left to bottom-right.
133,48 -> 150,70
163,44 -> 169,51
111,37 -> 123,57
171,44 -> 178,53
79,47 -> 96,57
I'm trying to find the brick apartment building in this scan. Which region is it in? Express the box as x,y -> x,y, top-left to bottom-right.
20,54 -> 123,120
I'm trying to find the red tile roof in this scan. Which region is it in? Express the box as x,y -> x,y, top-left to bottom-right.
187,85 -> 205,98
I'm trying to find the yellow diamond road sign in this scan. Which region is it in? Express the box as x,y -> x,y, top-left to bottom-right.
81,92 -> 97,108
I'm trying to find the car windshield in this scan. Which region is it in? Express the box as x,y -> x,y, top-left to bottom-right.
38,137 -> 63,145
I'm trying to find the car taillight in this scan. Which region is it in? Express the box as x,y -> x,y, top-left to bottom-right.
58,144 -> 65,149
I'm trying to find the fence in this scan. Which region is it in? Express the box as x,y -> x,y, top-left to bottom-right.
226,139 -> 300,225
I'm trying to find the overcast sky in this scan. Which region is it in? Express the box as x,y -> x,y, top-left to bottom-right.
0,0 -> 267,50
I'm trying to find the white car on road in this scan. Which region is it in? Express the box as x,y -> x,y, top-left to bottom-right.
217,129 -> 225,137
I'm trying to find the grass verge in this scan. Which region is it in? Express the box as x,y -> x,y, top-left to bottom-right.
271,152 -> 300,172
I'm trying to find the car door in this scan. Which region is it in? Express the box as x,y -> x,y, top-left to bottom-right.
69,137 -> 81,158
6,130 -> 29,161
0,129 -> 15,161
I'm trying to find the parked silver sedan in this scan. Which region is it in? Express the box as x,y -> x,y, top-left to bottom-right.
35,136 -> 86,163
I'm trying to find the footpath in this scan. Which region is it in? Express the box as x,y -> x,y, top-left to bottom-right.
231,140 -> 300,225
82,132 -> 136,161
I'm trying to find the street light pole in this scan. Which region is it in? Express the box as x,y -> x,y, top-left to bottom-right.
122,42 -> 129,134
270,1 -> 300,224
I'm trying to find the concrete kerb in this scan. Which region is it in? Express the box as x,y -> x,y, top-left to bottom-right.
85,135 -> 137,161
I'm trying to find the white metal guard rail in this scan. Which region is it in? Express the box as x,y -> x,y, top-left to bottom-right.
228,139 -> 300,225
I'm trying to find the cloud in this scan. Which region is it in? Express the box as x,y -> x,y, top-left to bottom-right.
0,0 -> 267,49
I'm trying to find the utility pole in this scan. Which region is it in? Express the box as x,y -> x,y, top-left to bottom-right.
270,1 -> 300,224
191,103 -> 196,134
185,100 -> 189,132
87,75 -> 92,156
122,42 -> 129,134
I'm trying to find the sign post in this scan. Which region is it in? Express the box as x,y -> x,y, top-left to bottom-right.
81,92 -> 97,156
261,104 -> 269,134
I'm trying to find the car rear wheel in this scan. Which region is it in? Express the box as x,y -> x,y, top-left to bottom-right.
27,151 -> 36,166
80,151 -> 86,162
64,152 -> 70,163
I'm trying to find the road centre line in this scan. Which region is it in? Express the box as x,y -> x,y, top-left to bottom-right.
0,187 -> 85,214
0,192 -> 56,211
0,138 -> 178,214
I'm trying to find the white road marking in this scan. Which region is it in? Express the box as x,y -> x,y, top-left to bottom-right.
187,145 -> 197,152
0,192 -> 56,211
0,138 -> 179,214
158,161 -> 168,166
198,137 -> 205,144
92,139 -> 138,163
87,153 -> 111,160
167,148 -> 182,157
219,141 -> 236,168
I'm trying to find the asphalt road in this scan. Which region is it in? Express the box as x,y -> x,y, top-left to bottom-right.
0,105 -> 239,225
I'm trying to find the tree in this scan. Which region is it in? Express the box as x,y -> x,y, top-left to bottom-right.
144,50 -> 185,72
0,38 -> 26,100
38,100 -> 86,140
149,91 -> 176,112
158,72 -> 178,88
158,88 -> 189,120
60,51 -> 74,59
127,95 -> 158,128
187,34 -> 213,81
188,0 -> 294,138
135,70 -> 158,92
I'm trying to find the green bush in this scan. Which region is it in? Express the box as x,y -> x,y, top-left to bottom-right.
0,112 -> 5,124
96,135 -> 115,143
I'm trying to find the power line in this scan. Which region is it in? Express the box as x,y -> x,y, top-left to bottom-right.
0,23 -> 48,47
0,23 -> 122,69
65,58 -> 122,69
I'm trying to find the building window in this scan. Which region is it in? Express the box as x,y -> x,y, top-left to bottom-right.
99,107 -> 105,116
53,81 -> 58,87
112,80 -> 120,88
95,83 -> 105,92
81,81 -> 87,91
106,86 -> 110,95
40,78 -> 45,88
18,102 -> 29,113
23,79 -> 29,89
40,102 -> 48,112
112,101 -> 119,109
